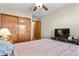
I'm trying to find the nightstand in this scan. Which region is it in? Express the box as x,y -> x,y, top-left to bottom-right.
51,37 -> 79,45
72,39 -> 79,45
51,37 -> 55,39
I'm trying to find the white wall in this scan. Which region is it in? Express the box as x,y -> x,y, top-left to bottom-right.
32,22 -> 35,39
41,4 -> 79,39
0,8 -> 32,18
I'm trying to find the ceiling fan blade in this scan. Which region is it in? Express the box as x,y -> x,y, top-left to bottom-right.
42,4 -> 48,11
33,6 -> 37,11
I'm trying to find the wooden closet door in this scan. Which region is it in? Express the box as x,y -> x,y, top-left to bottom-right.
34,21 -> 41,40
1,14 -> 18,43
18,17 -> 31,42
0,14 -> 1,29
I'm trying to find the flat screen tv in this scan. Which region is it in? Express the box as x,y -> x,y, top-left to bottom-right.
55,28 -> 70,39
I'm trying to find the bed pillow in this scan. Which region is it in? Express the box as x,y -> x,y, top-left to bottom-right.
0,39 -> 13,56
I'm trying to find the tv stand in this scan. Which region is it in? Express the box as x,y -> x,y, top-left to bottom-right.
51,37 -> 79,45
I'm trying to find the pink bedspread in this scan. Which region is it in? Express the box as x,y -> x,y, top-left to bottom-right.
13,39 -> 79,56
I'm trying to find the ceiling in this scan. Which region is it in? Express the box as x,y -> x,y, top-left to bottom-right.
0,3 -> 70,18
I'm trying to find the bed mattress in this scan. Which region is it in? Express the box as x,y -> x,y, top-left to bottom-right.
13,39 -> 79,56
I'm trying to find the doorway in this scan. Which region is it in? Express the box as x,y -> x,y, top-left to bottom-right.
32,21 -> 41,40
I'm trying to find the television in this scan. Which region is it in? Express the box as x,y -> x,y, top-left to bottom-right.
55,28 -> 70,39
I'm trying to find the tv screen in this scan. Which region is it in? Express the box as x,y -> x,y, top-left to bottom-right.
55,28 -> 70,38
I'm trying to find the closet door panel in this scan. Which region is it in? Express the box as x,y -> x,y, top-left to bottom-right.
0,14 -> 1,29
1,14 -> 18,43
34,21 -> 41,40
18,17 -> 31,42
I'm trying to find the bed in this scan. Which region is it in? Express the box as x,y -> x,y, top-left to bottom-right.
13,39 -> 79,56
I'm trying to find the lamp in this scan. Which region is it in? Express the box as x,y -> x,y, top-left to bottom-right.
0,28 -> 11,41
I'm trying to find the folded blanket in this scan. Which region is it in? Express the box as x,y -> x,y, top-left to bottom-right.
0,39 -> 13,56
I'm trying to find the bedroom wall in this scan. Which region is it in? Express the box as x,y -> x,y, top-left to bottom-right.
41,4 -> 79,39
32,22 -> 35,39
0,8 -> 32,18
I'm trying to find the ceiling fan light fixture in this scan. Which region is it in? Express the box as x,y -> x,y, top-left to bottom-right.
36,3 -> 42,7
33,3 -> 48,11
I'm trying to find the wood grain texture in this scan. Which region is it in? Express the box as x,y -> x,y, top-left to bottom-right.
34,21 -> 41,40
18,17 -> 31,42
1,14 -> 31,43
0,14 -> 1,29
1,14 -> 18,43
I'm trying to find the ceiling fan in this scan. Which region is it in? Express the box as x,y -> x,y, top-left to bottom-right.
33,3 -> 48,11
